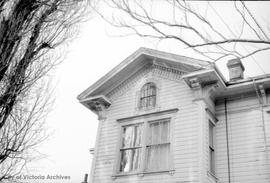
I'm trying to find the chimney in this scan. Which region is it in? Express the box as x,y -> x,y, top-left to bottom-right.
89,148 -> 94,155
81,174 -> 88,183
227,58 -> 245,81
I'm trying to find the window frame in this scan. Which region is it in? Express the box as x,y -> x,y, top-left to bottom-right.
113,109 -> 177,177
138,82 -> 157,110
119,123 -> 143,173
145,118 -> 171,172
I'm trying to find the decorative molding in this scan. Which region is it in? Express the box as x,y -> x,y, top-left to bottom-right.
117,108 -> 179,123
188,77 -> 218,101
189,77 -> 201,89
169,170 -> 175,175
80,96 -> 111,120
111,170 -> 175,180
152,64 -> 186,81
107,66 -> 151,101
205,108 -> 218,123
106,63 -> 186,102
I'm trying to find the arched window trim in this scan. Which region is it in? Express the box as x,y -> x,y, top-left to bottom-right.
139,82 -> 157,109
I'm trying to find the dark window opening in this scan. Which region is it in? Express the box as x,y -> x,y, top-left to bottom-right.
139,82 -> 156,109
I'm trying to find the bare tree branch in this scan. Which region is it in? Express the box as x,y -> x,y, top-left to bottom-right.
96,0 -> 270,62
0,0 -> 93,180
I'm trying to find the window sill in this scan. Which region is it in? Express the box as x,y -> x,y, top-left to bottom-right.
112,170 -> 175,179
207,171 -> 219,182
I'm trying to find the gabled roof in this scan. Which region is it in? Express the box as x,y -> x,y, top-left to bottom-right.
77,47 -> 212,101
78,47 -> 270,117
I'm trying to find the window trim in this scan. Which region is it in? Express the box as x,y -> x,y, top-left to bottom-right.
114,122 -> 143,175
113,109 -> 177,178
139,82 -> 157,110
134,79 -> 162,113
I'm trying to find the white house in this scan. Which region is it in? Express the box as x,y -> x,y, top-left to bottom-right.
78,48 -> 270,183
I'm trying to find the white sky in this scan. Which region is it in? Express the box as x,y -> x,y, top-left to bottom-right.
23,2 -> 270,183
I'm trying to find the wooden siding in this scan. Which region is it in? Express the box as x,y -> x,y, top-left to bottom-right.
89,64 -> 270,183
215,94 -> 270,183
91,66 -> 201,183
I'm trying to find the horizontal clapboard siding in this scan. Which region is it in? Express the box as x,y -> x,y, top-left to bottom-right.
90,64 -> 270,183
215,94 -> 270,183
92,67 -> 200,183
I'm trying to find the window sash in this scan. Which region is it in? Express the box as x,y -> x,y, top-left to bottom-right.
148,119 -> 170,144
146,119 -> 170,171
146,143 -> 170,171
139,83 -> 156,108
119,148 -> 142,173
122,124 -> 142,148
119,124 -> 142,173
118,118 -> 171,174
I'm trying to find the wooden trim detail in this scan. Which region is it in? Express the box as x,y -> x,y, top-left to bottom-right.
205,108 -> 218,123
117,108 -> 179,122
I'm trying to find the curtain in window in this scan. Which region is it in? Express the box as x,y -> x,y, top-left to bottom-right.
146,119 -> 170,171
140,83 -> 156,109
120,125 -> 142,172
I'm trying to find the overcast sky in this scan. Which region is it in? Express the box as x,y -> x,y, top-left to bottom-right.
23,2 -> 270,183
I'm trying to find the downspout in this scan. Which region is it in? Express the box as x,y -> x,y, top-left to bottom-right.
224,98 -> 231,183
252,80 -> 270,179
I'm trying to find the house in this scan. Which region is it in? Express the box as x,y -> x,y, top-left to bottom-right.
77,48 -> 270,183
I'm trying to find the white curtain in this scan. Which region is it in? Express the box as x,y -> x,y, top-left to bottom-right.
146,119 -> 170,171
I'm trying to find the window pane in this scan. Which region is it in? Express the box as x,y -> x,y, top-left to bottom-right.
209,122 -> 214,148
161,121 -> 169,142
120,148 -> 141,172
143,86 -> 147,97
146,144 -> 170,171
149,122 -> 160,144
150,85 -> 156,95
122,125 -> 141,148
146,97 -> 150,107
141,98 -> 146,108
147,85 -> 150,96
210,149 -> 215,174
146,145 -> 158,170
149,120 -> 170,144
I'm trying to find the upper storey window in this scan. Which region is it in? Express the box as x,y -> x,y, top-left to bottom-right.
139,82 -> 156,109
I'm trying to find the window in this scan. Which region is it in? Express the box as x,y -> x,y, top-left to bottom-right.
119,124 -> 142,173
209,121 -> 215,174
146,119 -> 170,171
118,118 -> 171,174
139,82 -> 156,109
